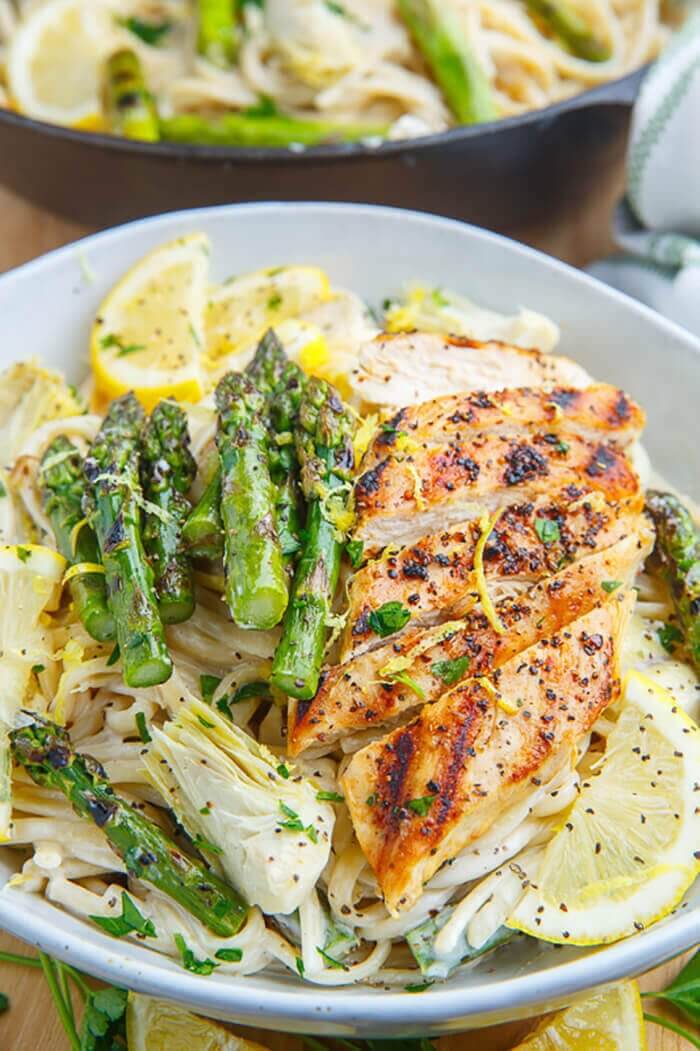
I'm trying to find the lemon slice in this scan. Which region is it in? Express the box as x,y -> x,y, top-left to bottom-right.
7,0 -> 112,128
204,318 -> 328,390
513,981 -> 646,1050
91,234 -> 209,410
0,544 -> 65,839
126,992 -> 270,1051
507,669 -> 700,945
205,265 -> 331,362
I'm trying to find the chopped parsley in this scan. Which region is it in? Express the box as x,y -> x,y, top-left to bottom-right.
554,439 -> 570,454
431,288 -> 449,307
121,16 -> 172,45
214,947 -> 243,963
0,481 -> 5,498
316,790 -> 344,803
134,712 -> 151,744
267,294 -> 282,310
174,933 -> 219,975
197,715 -> 215,729
15,547 -> 30,563
232,680 -> 272,704
346,539 -> 365,568
90,892 -> 156,938
534,517 -> 561,545
406,795 -> 436,817
106,643 -> 120,666
200,673 -> 222,703
316,946 -> 346,969
658,623 -> 683,653
295,955 -> 305,978
99,333 -> 146,357
31,664 -> 45,676
277,763 -> 291,779
388,669 -> 425,700
278,802 -> 318,843
366,793 -> 377,807
601,580 -> 623,593
405,981 -> 434,993
192,833 -> 223,856
431,655 -> 470,686
368,600 -> 411,638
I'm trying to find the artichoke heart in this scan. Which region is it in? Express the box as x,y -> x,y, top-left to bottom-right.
145,699 -> 334,915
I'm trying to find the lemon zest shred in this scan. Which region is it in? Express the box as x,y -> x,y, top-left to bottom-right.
474,511 -> 507,635
353,413 -> 380,465
69,517 -> 88,557
379,620 -> 465,679
63,562 -> 105,584
406,461 -> 426,511
546,401 -> 564,422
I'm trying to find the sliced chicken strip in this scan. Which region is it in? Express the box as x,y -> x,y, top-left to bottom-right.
359,384 -> 644,475
354,432 -> 640,552
289,526 -> 652,755
350,333 -> 592,410
341,496 -> 643,661
341,593 -> 633,914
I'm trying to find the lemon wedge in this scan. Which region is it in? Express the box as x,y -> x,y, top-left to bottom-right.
7,0 -> 112,128
513,981 -> 646,1050
126,992 -> 270,1051
0,544 -> 65,839
507,669 -> 700,945
204,318 -> 328,390
91,234 -> 209,410
205,265 -> 331,362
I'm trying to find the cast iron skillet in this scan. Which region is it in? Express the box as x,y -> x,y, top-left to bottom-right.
0,66 -> 644,230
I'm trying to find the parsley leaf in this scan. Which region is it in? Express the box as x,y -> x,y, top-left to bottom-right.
79,985 -> 128,1051
15,547 -> 30,563
658,623 -> 683,653
90,892 -> 156,939
277,763 -> 290,779
31,664 -> 45,676
295,955 -> 305,977
174,933 -> 219,975
106,644 -> 120,667
316,790 -> 344,803
534,517 -> 561,545
431,655 -> 470,686
121,16 -> 172,45
368,601 -> 411,638
346,539 -> 365,568
231,680 -> 271,704
134,712 -> 151,744
650,947 -> 700,1022
215,947 -> 243,962
99,333 -> 146,357
601,580 -> 622,593
406,795 -> 436,817
199,673 -> 222,703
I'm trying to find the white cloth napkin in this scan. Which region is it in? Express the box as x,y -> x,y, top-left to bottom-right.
589,7 -> 700,337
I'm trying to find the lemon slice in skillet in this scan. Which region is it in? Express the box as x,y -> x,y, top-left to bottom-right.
7,0 -> 112,129
126,992 -> 270,1051
507,670 -> 700,946
513,981 -> 646,1050
91,234 -> 209,410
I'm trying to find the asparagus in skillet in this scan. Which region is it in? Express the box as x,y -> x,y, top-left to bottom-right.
158,112 -> 389,147
141,400 -> 197,624
525,0 -> 611,62
104,49 -> 160,142
39,436 -> 115,643
11,718 -> 247,937
271,378 -> 355,700
397,0 -> 497,124
84,393 -> 172,687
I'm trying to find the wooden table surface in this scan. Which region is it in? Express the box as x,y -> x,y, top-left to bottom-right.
0,183 -> 696,1050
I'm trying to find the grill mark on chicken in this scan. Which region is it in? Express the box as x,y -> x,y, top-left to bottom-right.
341,496 -> 643,660
358,385 -> 644,475
341,596 -> 631,914
288,527 -> 652,755
353,432 -> 639,552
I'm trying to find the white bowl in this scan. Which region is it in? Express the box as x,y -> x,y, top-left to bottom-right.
0,203 -> 698,1038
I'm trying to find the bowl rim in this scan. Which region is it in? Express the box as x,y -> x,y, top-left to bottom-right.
0,200 -> 698,1033
0,66 -> 645,165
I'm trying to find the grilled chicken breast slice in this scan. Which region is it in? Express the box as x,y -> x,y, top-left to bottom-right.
341,593 -> 633,914
349,333 -> 592,410
289,527 -> 652,755
359,385 -> 644,476
341,497 -> 643,661
353,432 -> 640,553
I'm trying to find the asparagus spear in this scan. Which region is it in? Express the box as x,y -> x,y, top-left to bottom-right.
525,0 -> 611,61
271,378 -> 355,699
215,372 -> 289,630
646,491 -> 700,673
197,0 -> 238,68
397,0 -> 497,124
141,400 -> 197,624
182,466 -> 223,560
84,393 -> 172,688
104,49 -> 160,142
39,436 -> 115,643
158,113 -> 389,148
11,718 -> 247,937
